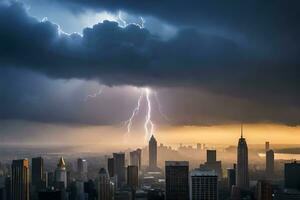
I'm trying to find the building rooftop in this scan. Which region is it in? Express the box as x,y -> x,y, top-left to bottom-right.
190,169 -> 217,176
165,161 -> 189,166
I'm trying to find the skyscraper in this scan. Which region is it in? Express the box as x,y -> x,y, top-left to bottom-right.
266,149 -> 274,179
130,149 -> 142,171
77,158 -> 88,181
127,165 -> 138,190
200,150 -> 222,179
98,168 -> 110,200
190,169 -> 218,200
107,157 -> 114,178
113,153 -> 125,188
32,157 -> 44,190
11,159 -> 29,200
165,161 -> 189,200
227,164 -> 236,190
55,157 -> 67,189
149,135 -> 157,170
236,125 -> 249,190
256,180 -> 272,200
285,161 -> 300,190
265,141 -> 270,151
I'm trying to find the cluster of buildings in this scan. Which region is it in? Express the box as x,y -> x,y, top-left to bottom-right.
0,128 -> 300,200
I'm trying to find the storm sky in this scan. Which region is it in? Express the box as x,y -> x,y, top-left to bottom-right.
1,0 -> 300,144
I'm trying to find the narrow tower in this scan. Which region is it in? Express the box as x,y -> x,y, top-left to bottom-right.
149,135 -> 157,170
236,124 -> 249,190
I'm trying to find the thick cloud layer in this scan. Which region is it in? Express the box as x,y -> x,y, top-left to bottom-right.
1,2 -> 300,125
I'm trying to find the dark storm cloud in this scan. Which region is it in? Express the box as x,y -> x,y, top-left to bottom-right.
1,2 -> 300,125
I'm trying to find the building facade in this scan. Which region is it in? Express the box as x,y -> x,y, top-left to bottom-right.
12,159 -> 29,200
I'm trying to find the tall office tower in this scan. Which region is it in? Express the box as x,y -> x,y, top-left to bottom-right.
265,141 -> 270,152
227,164 -> 236,189
200,150 -> 222,179
11,159 -> 29,200
77,158 -> 88,181
266,149 -> 274,179
236,125 -> 249,190
149,135 -> 157,170
285,161 -> 300,190
55,157 -> 67,189
107,158 -> 114,178
130,149 -> 142,170
207,150 -> 216,163
113,153 -> 125,188
98,168 -> 110,200
190,169 -> 218,200
165,161 -> 189,200
127,165 -> 138,190
32,157 -> 44,190
256,180 -> 272,200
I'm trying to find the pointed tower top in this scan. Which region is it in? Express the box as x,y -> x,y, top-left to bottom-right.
149,134 -> 156,142
57,157 -> 66,169
241,123 -> 243,138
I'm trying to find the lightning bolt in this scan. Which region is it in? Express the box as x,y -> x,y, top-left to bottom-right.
124,90 -> 144,134
154,92 -> 171,122
84,86 -> 104,101
144,88 -> 154,140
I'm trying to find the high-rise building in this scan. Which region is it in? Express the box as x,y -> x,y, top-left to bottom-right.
165,161 -> 189,200
149,135 -> 157,170
113,153 -> 125,188
285,161 -> 300,190
32,157 -> 44,190
256,180 -> 272,200
190,169 -> 218,200
265,141 -> 270,152
130,149 -> 142,171
227,164 -> 236,190
98,168 -> 110,200
236,125 -> 249,190
11,159 -> 29,200
266,149 -> 274,179
107,158 -> 114,178
200,150 -> 222,179
55,157 -> 67,189
77,158 -> 88,181
127,165 -> 138,190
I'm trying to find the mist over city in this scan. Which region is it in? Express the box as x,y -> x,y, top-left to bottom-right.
1,0 -> 300,200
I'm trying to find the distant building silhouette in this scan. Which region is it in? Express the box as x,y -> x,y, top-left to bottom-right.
149,135 -> 158,170
285,161 -> 300,190
55,157 -> 67,189
190,169 -> 218,200
130,149 -> 142,171
165,161 -> 189,200
266,149 -> 274,179
200,150 -> 222,180
127,165 -> 138,190
32,157 -> 44,190
38,189 -> 62,200
113,153 -> 125,188
236,125 -> 249,190
256,180 -> 272,200
77,158 -> 88,181
98,168 -> 110,200
11,159 -> 29,200
265,141 -> 270,152
107,157 -> 114,178
227,164 -> 236,190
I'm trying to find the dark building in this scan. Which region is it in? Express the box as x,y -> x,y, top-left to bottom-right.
190,169 -> 218,200
165,161 -> 189,200
107,158 -> 114,178
200,150 -> 222,179
147,189 -> 165,200
113,153 -> 125,188
38,190 -> 62,200
236,125 -> 249,190
256,180 -> 272,200
265,141 -> 270,152
227,164 -> 236,190
127,165 -> 138,190
98,168 -> 110,200
129,149 -> 142,171
266,150 -> 274,180
11,159 -> 29,200
32,157 -> 44,190
149,135 -> 157,170
285,161 -> 300,190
